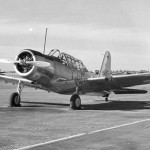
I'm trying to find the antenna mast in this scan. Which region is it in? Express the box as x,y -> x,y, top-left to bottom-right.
43,28 -> 48,54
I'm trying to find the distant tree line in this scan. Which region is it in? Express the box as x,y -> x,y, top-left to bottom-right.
111,70 -> 149,75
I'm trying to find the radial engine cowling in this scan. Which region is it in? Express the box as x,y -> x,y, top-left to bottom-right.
14,50 -> 36,77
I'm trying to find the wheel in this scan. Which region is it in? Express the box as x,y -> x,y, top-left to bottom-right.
105,97 -> 108,102
10,92 -> 21,107
70,94 -> 81,110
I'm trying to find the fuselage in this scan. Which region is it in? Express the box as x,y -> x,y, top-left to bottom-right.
13,49 -> 150,97
14,49 -> 93,93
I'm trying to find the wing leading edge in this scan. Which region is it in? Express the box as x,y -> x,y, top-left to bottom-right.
0,74 -> 43,89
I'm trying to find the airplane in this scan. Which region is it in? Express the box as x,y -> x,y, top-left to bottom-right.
0,49 -> 150,110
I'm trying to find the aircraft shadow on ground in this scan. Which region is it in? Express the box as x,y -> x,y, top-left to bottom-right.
82,100 -> 150,111
22,100 -> 150,111
21,101 -> 69,107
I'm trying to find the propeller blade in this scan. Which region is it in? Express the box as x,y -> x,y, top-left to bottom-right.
0,59 -> 19,64
26,61 -> 50,67
0,59 -> 54,70
26,61 -> 54,71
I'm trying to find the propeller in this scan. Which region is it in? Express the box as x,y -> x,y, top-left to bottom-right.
0,58 -> 52,68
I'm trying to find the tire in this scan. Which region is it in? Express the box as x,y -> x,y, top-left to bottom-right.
70,94 -> 81,110
10,92 -> 21,107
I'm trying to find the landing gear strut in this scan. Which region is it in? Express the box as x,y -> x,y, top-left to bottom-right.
70,94 -> 81,110
9,81 -> 23,107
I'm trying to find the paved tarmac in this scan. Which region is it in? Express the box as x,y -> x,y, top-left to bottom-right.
0,82 -> 150,150
20,119 -> 150,150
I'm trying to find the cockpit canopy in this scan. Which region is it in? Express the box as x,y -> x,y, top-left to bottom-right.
48,49 -> 88,72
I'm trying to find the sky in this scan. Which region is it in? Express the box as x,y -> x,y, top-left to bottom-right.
0,0 -> 150,71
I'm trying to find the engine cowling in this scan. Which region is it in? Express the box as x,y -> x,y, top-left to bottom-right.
14,49 -> 56,83
14,49 -> 36,77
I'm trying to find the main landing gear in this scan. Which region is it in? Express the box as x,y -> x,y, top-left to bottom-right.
10,92 -> 21,107
70,84 -> 82,110
9,81 -> 23,107
70,94 -> 81,110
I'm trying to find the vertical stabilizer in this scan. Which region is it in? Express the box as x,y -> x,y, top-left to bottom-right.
99,51 -> 111,78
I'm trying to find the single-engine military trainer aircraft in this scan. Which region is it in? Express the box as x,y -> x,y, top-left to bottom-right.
0,48 -> 150,110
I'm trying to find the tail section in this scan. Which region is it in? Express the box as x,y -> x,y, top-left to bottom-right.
99,51 -> 111,78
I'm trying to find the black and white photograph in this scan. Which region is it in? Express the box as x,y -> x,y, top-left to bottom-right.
0,0 -> 150,149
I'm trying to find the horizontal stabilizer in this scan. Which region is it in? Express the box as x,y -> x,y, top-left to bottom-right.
0,71 -> 5,75
113,88 -> 148,94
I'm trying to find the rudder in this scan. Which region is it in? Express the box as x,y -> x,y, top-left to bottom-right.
99,51 -> 111,78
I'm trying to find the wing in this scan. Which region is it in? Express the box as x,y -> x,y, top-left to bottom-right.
83,73 -> 150,95
111,73 -> 150,88
0,74 -> 43,89
56,73 -> 150,95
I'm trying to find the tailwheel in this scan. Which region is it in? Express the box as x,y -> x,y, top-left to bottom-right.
70,94 -> 81,110
10,92 -> 21,107
105,97 -> 108,102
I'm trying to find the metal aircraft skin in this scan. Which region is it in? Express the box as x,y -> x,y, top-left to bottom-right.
0,49 -> 150,109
